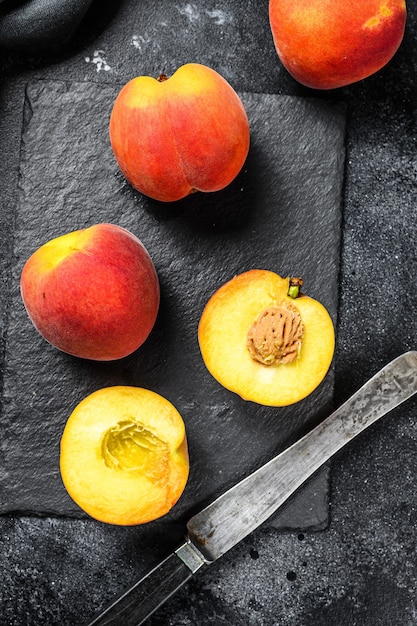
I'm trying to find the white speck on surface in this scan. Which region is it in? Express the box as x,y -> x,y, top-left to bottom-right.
176,4 -> 233,25
84,50 -> 111,72
176,3 -> 200,23
205,9 -> 233,25
132,34 -> 150,50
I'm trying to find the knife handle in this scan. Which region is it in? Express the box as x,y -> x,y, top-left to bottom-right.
87,541 -> 207,626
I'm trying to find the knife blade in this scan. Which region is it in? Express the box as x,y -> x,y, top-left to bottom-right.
87,350 -> 417,626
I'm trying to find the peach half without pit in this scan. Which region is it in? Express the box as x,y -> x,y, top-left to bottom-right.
109,62 -> 250,202
20,223 -> 160,361
198,270 -> 335,407
60,386 -> 189,525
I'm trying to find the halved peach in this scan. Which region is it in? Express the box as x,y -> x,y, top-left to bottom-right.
198,270 -> 335,406
60,386 -> 189,525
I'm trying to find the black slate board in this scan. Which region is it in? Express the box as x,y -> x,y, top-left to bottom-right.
0,80 -> 346,530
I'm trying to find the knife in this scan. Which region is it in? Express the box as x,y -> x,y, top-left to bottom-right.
87,350 -> 417,626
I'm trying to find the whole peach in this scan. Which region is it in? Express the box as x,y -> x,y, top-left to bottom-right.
269,0 -> 406,89
109,63 -> 250,202
20,223 -> 160,361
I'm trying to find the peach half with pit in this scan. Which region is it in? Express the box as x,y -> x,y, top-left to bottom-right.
109,62 -> 250,202
198,270 -> 335,406
20,223 -> 160,361
269,0 -> 407,89
60,386 -> 189,525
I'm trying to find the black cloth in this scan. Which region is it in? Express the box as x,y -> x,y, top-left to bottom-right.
0,0 -> 93,50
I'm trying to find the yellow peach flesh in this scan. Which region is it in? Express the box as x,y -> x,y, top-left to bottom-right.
60,386 -> 189,525
198,270 -> 335,407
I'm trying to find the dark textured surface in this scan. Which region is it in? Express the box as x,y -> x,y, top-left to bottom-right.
2,82 -> 345,528
0,0 -> 94,51
0,1 -> 416,625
